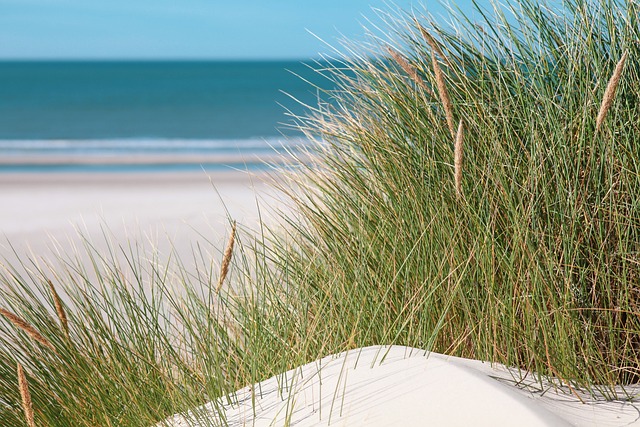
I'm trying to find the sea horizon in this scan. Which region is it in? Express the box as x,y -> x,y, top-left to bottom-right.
0,60 -> 326,173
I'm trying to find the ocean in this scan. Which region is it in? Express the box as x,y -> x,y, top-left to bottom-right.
0,61 -> 327,173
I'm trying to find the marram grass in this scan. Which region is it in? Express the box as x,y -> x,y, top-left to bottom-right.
1,0 -> 640,425
276,0 -> 640,395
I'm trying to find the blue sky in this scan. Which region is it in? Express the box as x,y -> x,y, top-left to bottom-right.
0,0 -> 467,60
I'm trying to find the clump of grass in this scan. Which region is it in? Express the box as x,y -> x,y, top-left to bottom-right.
0,225 -> 270,427
277,0 -> 640,394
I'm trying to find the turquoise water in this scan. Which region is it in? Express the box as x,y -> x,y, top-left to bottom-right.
0,61 -> 327,172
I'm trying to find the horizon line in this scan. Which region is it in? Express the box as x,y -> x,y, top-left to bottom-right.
0,56 -> 327,62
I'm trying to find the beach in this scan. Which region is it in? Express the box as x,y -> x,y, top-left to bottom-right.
0,60 -> 309,272
0,169 -> 286,276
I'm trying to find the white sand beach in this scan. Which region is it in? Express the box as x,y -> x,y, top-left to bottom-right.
0,170 -> 287,273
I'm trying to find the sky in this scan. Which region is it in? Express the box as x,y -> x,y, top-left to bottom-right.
0,0 -> 468,60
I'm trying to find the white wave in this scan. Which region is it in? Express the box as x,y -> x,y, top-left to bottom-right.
0,137 -> 309,152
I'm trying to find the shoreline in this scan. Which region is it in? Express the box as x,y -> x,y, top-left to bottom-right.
0,152 -> 293,166
0,169 -> 274,186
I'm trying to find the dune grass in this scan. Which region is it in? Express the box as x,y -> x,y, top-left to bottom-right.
275,0 -> 640,391
2,0 -> 640,425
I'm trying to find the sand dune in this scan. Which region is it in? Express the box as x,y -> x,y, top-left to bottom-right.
159,345 -> 640,427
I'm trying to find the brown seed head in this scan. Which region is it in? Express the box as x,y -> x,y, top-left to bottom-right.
216,221 -> 237,292
416,21 -> 452,67
0,308 -> 55,351
432,51 -> 455,138
386,46 -> 436,98
17,363 -> 36,427
596,51 -> 628,132
47,280 -> 68,339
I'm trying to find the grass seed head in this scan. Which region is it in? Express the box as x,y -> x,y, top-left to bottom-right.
216,221 -> 237,293
432,51 -> 455,137
596,51 -> 628,131
0,308 -> 55,351
47,280 -> 69,339
386,46 -> 436,98
417,22 -> 451,67
17,363 -> 36,427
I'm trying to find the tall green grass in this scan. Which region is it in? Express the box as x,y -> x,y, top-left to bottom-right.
276,0 -> 640,395
282,0 -> 640,385
1,0 -> 640,425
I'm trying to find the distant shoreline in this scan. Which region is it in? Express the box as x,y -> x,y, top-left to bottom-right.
0,168 -> 273,186
0,152 -> 310,176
